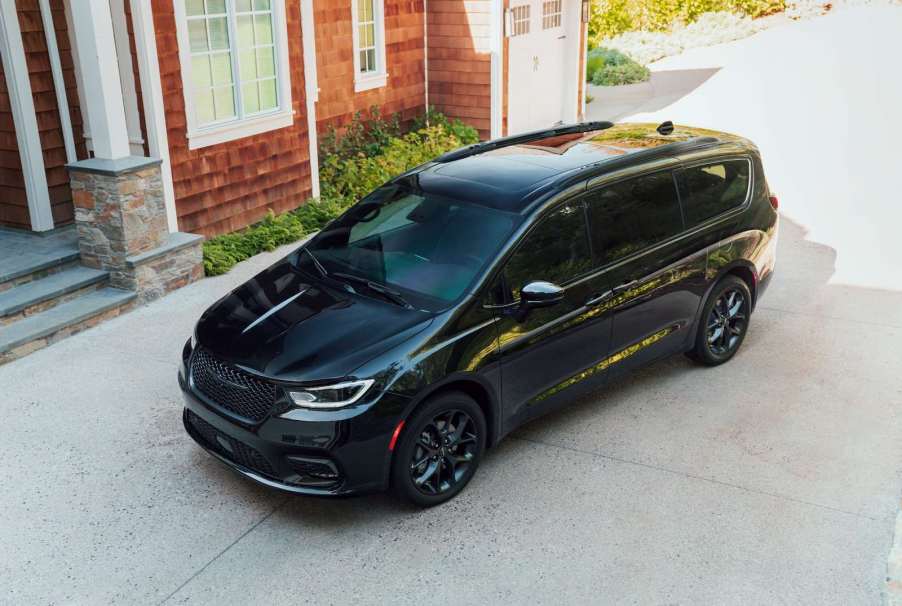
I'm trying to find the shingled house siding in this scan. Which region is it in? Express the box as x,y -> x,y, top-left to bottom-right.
426,0 -> 492,140
314,0 -> 426,134
152,2 -> 313,238
11,0 -> 87,229
0,58 -> 29,229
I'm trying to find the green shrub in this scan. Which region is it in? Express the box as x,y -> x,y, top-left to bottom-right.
587,47 -> 650,85
589,0 -> 785,43
202,210 -> 308,276
319,125 -> 475,204
411,106 -> 481,146
317,106 -> 402,160
202,112 -> 477,277
585,52 -> 606,83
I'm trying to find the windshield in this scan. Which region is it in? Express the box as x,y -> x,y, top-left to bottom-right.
298,185 -> 518,309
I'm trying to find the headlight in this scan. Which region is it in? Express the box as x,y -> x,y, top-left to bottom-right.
288,379 -> 375,409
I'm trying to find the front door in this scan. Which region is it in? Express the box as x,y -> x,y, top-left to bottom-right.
493,199 -> 613,427
585,170 -> 707,376
507,0 -> 572,134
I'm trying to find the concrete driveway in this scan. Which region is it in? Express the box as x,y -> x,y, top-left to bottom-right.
2,219 -> 900,605
3,8 -> 902,604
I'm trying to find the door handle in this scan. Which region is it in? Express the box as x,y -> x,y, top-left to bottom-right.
612,280 -> 639,295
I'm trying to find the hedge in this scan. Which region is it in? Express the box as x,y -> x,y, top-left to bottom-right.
586,47 -> 650,85
589,0 -> 785,44
202,112 -> 479,277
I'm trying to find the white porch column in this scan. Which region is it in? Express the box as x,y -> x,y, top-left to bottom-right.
69,0 -> 130,160
0,0 -> 54,231
129,0 -> 179,233
300,0 -> 320,198
489,0 -> 503,139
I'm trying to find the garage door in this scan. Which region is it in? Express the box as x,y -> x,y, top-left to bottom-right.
507,0 -> 574,135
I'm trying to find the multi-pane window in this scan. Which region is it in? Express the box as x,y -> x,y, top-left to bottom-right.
356,0 -> 378,74
185,0 -> 278,128
542,0 -> 562,29
510,5 -> 530,36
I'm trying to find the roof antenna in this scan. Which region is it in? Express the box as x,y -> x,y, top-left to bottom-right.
657,121 -> 674,136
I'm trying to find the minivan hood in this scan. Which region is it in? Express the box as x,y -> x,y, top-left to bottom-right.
194,259 -> 433,382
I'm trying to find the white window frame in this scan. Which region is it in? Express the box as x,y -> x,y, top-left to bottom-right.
350,0 -> 387,92
173,0 -> 294,150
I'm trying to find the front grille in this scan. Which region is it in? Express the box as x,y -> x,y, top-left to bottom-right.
190,348 -> 277,423
185,410 -> 277,478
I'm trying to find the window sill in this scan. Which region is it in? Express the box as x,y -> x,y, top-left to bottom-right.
354,72 -> 388,93
187,109 -> 295,150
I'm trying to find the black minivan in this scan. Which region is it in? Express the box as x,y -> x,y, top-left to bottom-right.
179,122 -> 778,506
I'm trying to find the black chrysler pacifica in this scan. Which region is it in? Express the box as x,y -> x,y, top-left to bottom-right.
179,121 -> 778,506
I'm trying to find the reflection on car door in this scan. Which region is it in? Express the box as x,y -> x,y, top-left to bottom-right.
585,170 -> 707,377
492,199 -> 613,427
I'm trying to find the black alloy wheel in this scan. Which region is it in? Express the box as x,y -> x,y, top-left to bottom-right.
706,288 -> 747,355
392,392 -> 486,506
409,409 -> 478,495
689,275 -> 752,366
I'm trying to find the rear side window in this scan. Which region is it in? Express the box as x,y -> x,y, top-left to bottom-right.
586,171 -> 683,265
680,159 -> 751,226
505,201 -> 591,297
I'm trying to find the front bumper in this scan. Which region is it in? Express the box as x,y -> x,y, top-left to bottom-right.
178,347 -> 409,497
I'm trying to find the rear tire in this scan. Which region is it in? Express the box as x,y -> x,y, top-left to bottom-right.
687,275 -> 752,366
391,391 -> 486,507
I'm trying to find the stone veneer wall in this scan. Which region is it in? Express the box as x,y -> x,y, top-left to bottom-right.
67,156 -> 203,303
70,160 -> 168,288
125,233 -> 204,301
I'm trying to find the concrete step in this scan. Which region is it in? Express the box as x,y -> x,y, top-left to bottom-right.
0,266 -> 110,323
0,287 -> 136,364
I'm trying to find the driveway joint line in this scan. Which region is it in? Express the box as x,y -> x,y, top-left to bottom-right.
512,435 -> 882,521
157,496 -> 289,605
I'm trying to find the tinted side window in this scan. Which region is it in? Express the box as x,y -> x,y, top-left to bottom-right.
681,159 -> 750,226
505,201 -> 591,298
586,171 -> 683,266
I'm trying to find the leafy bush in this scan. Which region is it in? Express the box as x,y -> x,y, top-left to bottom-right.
317,106 -> 402,160
587,47 -> 650,86
411,107 -> 480,146
202,112 -> 478,276
319,125 -> 476,204
585,52 -> 606,82
589,0 -> 785,44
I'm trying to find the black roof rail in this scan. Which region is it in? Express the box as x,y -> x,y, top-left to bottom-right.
434,121 -> 614,163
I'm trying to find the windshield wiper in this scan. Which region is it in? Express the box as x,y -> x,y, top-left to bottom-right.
331,272 -> 413,309
298,247 -> 328,279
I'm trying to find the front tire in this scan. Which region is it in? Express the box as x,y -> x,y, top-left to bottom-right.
391,391 -> 486,507
688,275 -> 752,366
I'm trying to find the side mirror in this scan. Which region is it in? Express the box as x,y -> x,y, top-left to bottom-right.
520,281 -> 565,309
